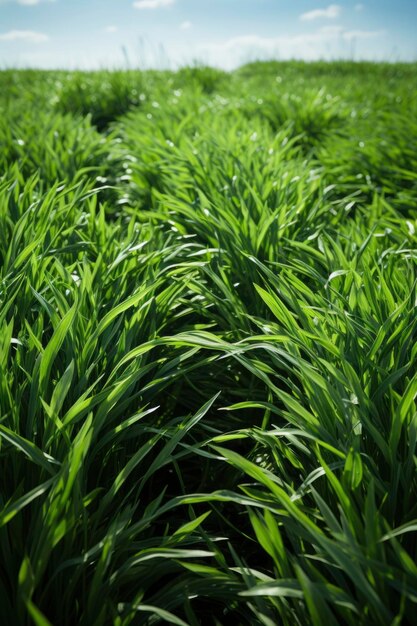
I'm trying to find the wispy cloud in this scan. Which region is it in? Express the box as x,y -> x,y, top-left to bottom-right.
133,0 -> 175,9
201,27 -> 385,68
17,0 -> 50,5
319,25 -> 344,36
104,26 -> 118,34
355,4 -> 365,12
9,0 -> 56,5
342,29 -> 384,41
180,21 -> 192,30
300,4 -> 341,21
0,29 -> 49,42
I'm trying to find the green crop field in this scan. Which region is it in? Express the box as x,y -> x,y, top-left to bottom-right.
1,61 -> 417,626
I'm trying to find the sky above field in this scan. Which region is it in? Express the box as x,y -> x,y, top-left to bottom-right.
0,0 -> 416,69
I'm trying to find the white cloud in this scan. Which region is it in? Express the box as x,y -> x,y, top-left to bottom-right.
300,4 -> 341,21
105,26 -> 118,33
319,25 -> 344,36
133,0 -> 175,9
180,21 -> 192,30
17,0 -> 55,5
355,3 -> 365,12
0,29 -> 49,42
0,0 -> 55,3
201,28 -> 385,68
342,29 -> 385,41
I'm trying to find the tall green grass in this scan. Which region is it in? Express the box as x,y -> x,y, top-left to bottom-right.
0,61 -> 416,625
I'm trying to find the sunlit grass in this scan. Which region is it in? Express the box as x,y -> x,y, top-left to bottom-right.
0,60 -> 416,626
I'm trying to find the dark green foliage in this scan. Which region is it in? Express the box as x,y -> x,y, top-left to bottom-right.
175,65 -> 228,94
54,70 -> 147,130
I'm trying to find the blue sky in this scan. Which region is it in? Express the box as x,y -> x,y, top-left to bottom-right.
0,1 -> 416,69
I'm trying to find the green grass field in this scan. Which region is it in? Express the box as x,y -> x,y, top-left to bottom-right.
1,61 -> 417,626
